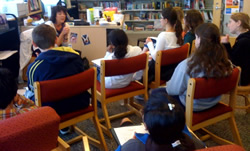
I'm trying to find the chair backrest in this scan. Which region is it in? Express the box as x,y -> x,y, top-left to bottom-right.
185,67 -> 241,127
100,53 -> 148,98
34,68 -> 96,106
152,43 -> 189,88
157,43 -> 189,67
0,107 -> 60,151
191,67 -> 240,99
101,53 -> 148,76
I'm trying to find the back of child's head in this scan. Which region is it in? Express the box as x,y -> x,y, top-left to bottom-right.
32,24 -> 56,49
173,7 -> 184,23
162,7 -> 183,45
143,92 -> 185,145
0,68 -> 17,109
50,5 -> 67,23
187,23 -> 232,78
184,10 -> 204,34
108,29 -> 128,59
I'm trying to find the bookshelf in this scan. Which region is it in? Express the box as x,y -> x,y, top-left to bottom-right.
71,0 -> 215,31
27,0 -> 42,16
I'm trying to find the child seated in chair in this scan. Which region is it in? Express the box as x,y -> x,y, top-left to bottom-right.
97,29 -> 143,89
0,68 -> 37,120
152,23 -> 233,112
116,92 -> 196,151
24,24 -> 90,115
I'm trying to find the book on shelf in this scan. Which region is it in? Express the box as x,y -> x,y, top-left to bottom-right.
134,26 -> 145,31
99,1 -> 120,9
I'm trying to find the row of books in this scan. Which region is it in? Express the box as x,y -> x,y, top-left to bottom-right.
29,0 -> 40,11
124,12 -> 161,21
184,0 -> 206,9
122,1 -> 182,10
99,2 -> 121,9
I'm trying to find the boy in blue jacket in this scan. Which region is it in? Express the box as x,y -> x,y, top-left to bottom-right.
24,24 -> 90,116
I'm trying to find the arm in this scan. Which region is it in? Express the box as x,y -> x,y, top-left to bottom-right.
57,26 -> 70,46
149,33 -> 166,60
14,94 -> 38,113
166,59 -> 189,95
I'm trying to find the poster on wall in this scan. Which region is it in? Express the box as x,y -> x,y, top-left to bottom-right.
225,0 -> 240,14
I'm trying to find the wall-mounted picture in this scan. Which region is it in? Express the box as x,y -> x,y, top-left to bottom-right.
70,32 -> 78,44
81,34 -> 90,45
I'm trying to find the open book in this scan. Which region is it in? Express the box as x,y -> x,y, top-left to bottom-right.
112,124 -> 149,145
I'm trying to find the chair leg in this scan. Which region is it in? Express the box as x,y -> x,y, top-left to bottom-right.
244,95 -> 250,113
228,116 -> 243,146
101,102 -> 113,138
92,116 -> 108,151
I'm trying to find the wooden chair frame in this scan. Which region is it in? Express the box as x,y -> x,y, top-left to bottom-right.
34,68 -> 108,151
236,85 -> 250,113
96,53 -> 149,137
185,67 -> 243,146
149,43 -> 190,89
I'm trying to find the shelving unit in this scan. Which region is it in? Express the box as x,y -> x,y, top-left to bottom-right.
27,0 -> 42,16
71,0 -> 214,31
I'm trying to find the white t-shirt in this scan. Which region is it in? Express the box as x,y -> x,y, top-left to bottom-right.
147,32 -> 179,60
103,45 -> 143,89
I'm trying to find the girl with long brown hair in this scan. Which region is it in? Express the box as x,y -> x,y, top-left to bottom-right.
152,23 -> 232,111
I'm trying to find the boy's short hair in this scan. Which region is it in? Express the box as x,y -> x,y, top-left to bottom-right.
143,93 -> 185,144
0,68 -> 18,109
32,24 -> 56,49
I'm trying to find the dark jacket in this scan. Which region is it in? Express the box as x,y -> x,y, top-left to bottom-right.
224,31 -> 250,86
184,31 -> 195,54
26,47 -> 90,115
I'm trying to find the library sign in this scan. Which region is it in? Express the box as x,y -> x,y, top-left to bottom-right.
225,0 -> 240,14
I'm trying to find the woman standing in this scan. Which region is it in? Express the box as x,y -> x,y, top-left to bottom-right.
221,12 -> 250,86
46,5 -> 70,46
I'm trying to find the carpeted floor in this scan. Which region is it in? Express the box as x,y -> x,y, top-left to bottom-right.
60,96 -> 249,151
18,83 -> 249,150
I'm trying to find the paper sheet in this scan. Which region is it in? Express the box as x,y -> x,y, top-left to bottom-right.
91,58 -> 104,67
0,50 -> 18,60
114,124 -> 148,145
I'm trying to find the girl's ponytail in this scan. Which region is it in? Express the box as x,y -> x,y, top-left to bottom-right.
175,19 -> 184,45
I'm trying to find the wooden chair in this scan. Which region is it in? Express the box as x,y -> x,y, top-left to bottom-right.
149,43 -> 189,89
190,40 -> 196,56
34,68 -> 108,151
82,136 -> 90,151
196,144 -> 245,151
185,67 -> 243,146
96,53 -> 149,137
236,85 -> 250,113
0,107 -> 70,151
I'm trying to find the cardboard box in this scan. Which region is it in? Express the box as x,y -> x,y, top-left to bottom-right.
0,2 -> 28,17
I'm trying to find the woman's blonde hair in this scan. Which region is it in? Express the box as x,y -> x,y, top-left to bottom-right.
231,13 -> 250,30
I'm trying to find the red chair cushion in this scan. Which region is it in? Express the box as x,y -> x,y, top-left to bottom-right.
0,107 -> 60,151
161,43 -> 189,66
60,106 -> 94,122
104,53 -> 147,76
192,103 -> 232,125
97,81 -> 145,98
196,144 -> 245,151
194,68 -> 240,99
39,68 -> 95,103
160,80 -> 166,85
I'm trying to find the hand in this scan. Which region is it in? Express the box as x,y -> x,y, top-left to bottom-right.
107,45 -> 113,53
62,27 -> 70,35
145,37 -> 152,44
221,34 -> 229,43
